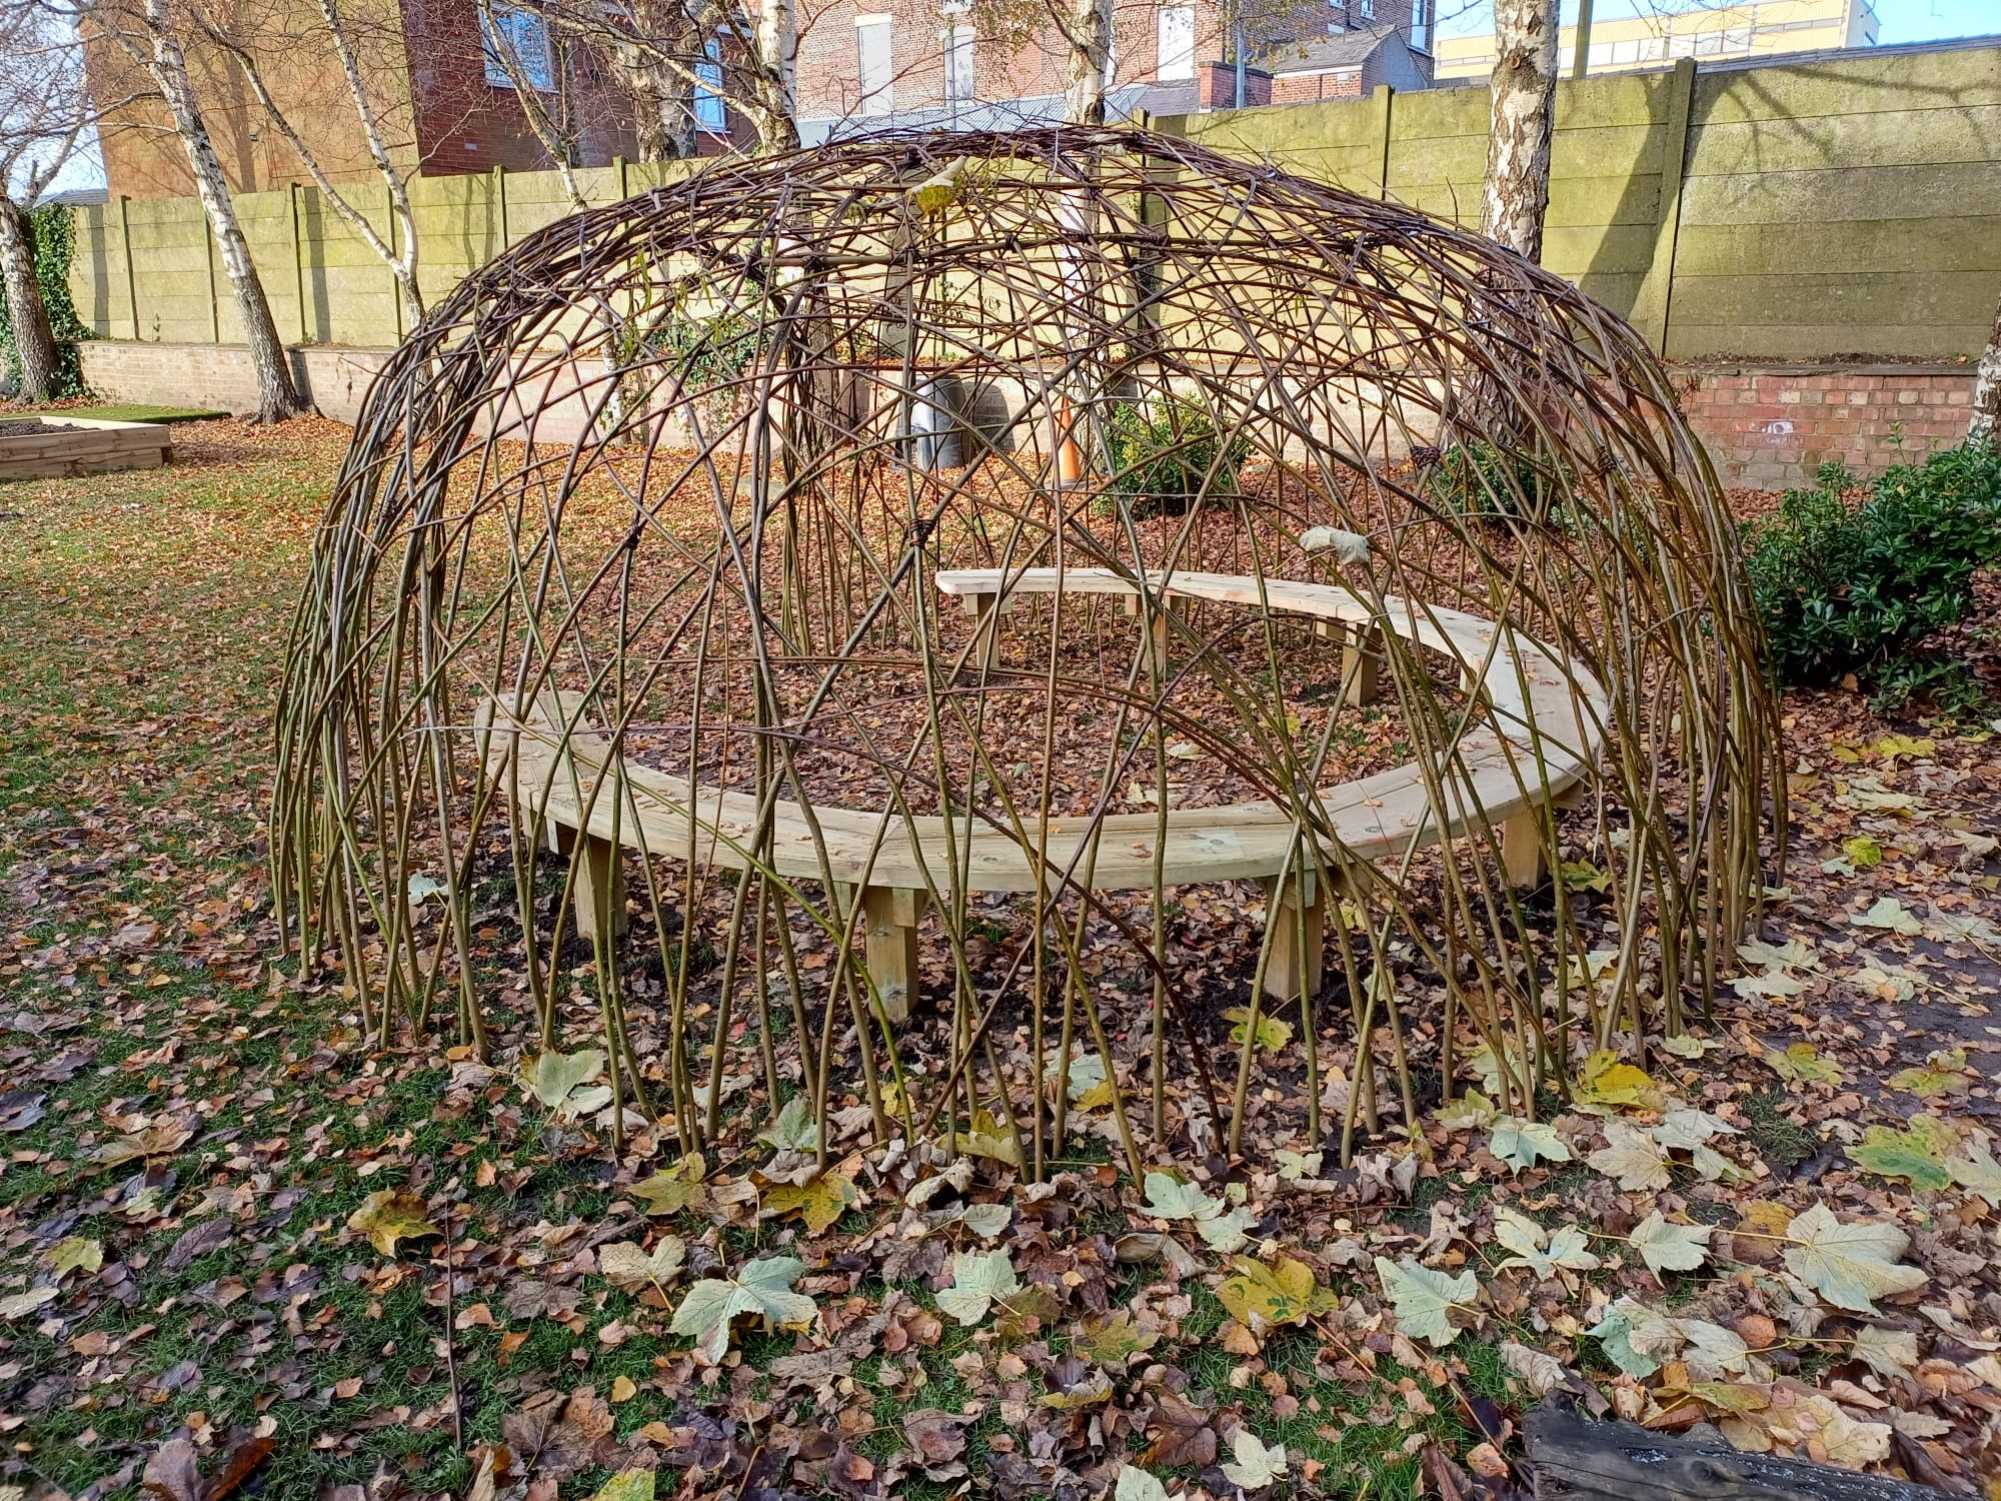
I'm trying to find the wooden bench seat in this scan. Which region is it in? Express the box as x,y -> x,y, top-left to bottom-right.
481,568 -> 1606,1022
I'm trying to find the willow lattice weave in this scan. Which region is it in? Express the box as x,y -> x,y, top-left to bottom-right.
272,126 -> 1780,1178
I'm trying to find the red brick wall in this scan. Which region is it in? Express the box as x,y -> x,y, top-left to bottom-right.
1269,68 -> 1361,103
1200,62 -> 1272,108
1677,364 -> 1976,490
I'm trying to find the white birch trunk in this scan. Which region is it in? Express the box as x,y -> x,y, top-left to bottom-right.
1973,293 -> 2001,443
1479,0 -> 1559,264
749,0 -> 797,154
476,0 -> 589,208
143,0 -> 307,421
1062,0 -> 1113,125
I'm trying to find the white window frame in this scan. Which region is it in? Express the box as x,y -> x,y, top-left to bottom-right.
482,5 -> 555,92
694,35 -> 725,132
856,13 -> 894,115
1155,3 -> 1195,80
943,14 -> 975,102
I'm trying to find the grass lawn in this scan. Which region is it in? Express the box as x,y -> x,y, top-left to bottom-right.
2,419 -> 1996,1501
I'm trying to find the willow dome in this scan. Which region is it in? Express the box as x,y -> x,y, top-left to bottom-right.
275,126 -> 1778,1175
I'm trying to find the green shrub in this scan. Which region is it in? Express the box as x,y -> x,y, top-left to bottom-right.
1743,443 -> 2001,688
1425,438 -> 1571,525
1102,396 -> 1250,513
0,202 -> 90,400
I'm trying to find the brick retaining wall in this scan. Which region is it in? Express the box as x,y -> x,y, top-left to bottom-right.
1675,363 -> 1976,489
77,341 -> 1984,494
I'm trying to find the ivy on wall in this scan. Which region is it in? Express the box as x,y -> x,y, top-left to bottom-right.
0,203 -> 91,400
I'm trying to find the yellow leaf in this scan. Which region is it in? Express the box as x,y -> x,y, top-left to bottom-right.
1223,1006 -> 1293,1053
1216,1255 -> 1334,1330
764,1170 -> 857,1234
611,1375 -> 638,1403
346,1189 -> 441,1257
1575,1050 -> 1655,1109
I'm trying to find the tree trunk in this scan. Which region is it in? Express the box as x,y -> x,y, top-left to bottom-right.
748,0 -> 797,154
143,0 -> 306,421
1480,0 -> 1559,263
1062,0 -> 1113,125
0,200 -> 61,405
1972,290 -> 2001,443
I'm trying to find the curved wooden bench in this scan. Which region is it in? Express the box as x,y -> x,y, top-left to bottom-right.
482,568 -> 1606,1021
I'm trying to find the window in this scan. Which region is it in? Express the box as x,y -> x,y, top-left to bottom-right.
857,15 -> 893,114
695,36 -> 725,132
1408,0 -> 1430,53
1358,0 -> 1372,21
1155,4 -> 1194,80
945,16 -> 974,102
481,5 -> 554,92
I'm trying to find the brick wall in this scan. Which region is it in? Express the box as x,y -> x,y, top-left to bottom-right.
78,342 -> 394,426
1269,68 -> 1362,103
1676,364 -> 1976,489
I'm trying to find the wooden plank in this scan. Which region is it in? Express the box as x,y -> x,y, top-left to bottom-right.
1527,1404 -> 1947,1501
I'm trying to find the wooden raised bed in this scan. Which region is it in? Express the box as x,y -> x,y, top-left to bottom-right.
0,416 -> 172,482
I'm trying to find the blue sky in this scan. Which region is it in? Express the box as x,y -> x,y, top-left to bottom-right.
1440,0 -> 2000,41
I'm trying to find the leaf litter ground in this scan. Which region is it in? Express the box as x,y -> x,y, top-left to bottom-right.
2,422 -> 2000,1501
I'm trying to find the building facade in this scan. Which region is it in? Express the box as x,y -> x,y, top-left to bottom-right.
794,0 -> 1433,140
84,0 -> 720,200
1432,0 -> 1876,81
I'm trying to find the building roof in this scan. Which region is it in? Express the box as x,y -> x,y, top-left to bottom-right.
1262,24 -> 1404,75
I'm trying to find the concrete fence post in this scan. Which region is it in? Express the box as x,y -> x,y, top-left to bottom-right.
204,214 -> 220,344
118,194 -> 139,341
1375,85 -> 1396,201
493,164 -> 509,251
615,153 -> 629,200
1632,56 -> 1696,357
291,182 -> 309,345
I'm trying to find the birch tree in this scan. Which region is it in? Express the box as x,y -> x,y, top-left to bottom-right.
1479,0 -> 1559,263
1973,293 -> 2000,443
0,6 -> 109,403
475,0 -> 589,208
195,0 -> 426,325
1059,0 -> 1113,125
88,0 -> 308,420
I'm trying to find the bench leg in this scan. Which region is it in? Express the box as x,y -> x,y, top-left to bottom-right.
1314,620 -> 1381,706
553,823 -> 627,943
839,884 -> 926,1024
1126,594 -> 1177,676
1262,870 -> 1325,1002
1500,812 -> 1544,888
962,591 -> 998,674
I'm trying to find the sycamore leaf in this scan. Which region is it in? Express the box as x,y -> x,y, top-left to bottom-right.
1275,1148 -> 1324,1180
1851,1324 -> 1920,1378
758,1095 -> 820,1153
1501,1340 -> 1569,1396
1660,1033 -> 1711,1058
958,1202 -> 1012,1238
1223,1006 -> 1293,1054
523,1048 -> 607,1111
1143,1172 -> 1251,1252
587,1473 -> 655,1501
1218,1254 -> 1333,1330
631,1162 -> 707,1216
1629,1212 -> 1712,1275
1857,897 -> 1923,936
1077,1310 -> 1160,1365
1887,1050 -> 1969,1099
346,1189 -> 440,1257
46,1237 -> 104,1276
945,1108 -> 1021,1168
1065,1053 -> 1115,1110
764,1170 -> 857,1234
1843,834 -> 1885,870
1738,937 -> 1819,970
1762,1040 -> 1844,1087
1783,1202 -> 1928,1314
1492,1208 -> 1598,1278
1560,859 -> 1611,893
1947,1137 -> 2001,1197
669,1255 -> 814,1362
1220,1429 -> 1288,1489
1114,1467 -> 1172,1501
1490,1115 -> 1569,1173
1651,1108 -> 1738,1152
1574,1050 -> 1656,1110
1299,525 -> 1371,565
936,1248 -> 1020,1326
599,1237 -> 687,1292
1375,1257 -> 1478,1347
1587,1122 -> 1671,1191
1849,1119 -> 1953,1192
1437,1090 -> 1498,1131
1594,1296 -> 1748,1379
0,1285 -> 59,1321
